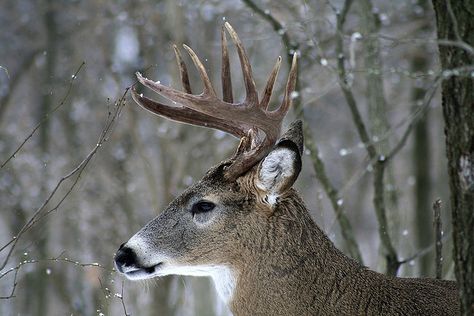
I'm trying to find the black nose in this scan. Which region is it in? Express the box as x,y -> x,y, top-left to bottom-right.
114,245 -> 138,272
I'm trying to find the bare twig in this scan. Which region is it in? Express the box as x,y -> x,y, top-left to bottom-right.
372,158 -> 399,275
117,281 -> 131,316
335,0 -> 377,159
339,69 -> 443,203
378,35 -> 474,57
446,0 -> 462,44
359,0 -> 392,156
242,0 -> 363,263
433,199 -> 443,279
0,61 -> 85,169
0,65 -> 9,78
397,226 -> 451,268
241,0 -> 297,57
335,0 -> 400,274
98,277 -> 110,298
336,0 -> 395,268
0,266 -> 19,299
0,86 -> 128,271
0,49 -> 42,122
0,254 -> 109,299
385,75 -> 442,161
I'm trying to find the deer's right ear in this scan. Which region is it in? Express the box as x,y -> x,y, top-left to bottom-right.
255,120 -> 303,205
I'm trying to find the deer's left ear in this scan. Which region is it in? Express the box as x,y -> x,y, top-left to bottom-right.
255,120 -> 303,204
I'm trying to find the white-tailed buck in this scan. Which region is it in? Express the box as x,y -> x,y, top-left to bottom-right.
115,23 -> 459,315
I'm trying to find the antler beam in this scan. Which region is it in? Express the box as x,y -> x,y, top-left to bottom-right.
131,22 -> 298,180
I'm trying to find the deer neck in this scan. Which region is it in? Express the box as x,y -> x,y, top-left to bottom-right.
227,192 -> 362,315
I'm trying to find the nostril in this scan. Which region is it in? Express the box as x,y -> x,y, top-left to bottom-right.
114,246 -> 138,272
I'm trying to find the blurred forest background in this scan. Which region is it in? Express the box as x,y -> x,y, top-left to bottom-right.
0,0 -> 460,315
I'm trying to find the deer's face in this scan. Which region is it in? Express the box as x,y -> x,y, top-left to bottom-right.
115,163 -> 249,280
114,137 -> 302,296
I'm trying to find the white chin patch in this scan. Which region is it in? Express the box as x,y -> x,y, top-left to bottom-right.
119,262 -> 163,280
126,263 -> 236,303
123,269 -> 158,281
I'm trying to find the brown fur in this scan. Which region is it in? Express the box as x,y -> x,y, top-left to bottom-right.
228,190 -> 459,315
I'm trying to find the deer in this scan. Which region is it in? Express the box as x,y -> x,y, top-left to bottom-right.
114,23 -> 460,315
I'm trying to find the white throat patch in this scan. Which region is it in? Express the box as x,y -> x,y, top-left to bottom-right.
158,264 -> 236,303
209,266 -> 236,304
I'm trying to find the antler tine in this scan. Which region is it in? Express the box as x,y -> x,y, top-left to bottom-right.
259,56 -> 282,110
131,87 -> 246,137
224,128 -> 276,181
182,44 -> 216,95
273,53 -> 298,118
224,22 -> 258,105
221,26 -> 233,103
173,44 -> 192,94
136,72 -> 219,113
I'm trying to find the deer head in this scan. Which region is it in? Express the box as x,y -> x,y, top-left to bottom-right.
114,22 -> 300,302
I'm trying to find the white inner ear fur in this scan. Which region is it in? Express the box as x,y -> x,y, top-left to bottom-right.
256,147 -> 296,204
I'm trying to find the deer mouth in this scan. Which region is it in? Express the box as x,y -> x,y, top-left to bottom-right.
121,262 -> 163,280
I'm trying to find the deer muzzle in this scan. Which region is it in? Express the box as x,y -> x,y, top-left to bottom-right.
114,243 -> 163,280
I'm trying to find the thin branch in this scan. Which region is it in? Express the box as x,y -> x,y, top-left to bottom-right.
335,0 -> 377,159
0,86 -> 128,271
397,226 -> 451,267
338,73 -> 441,203
378,35 -> 474,57
386,75 -> 442,161
397,245 -> 434,266
433,199 -> 443,279
304,131 -> 362,262
336,0 -> 399,274
98,277 -> 110,298
384,62 -> 474,162
241,0 -> 297,56
0,61 -> 85,169
373,159 -> 399,275
0,266 -> 19,299
446,0 -> 462,44
337,67 -> 457,235
0,254 -> 109,299
0,65 -> 9,78
242,0 -> 363,263
117,281 -> 130,316
0,49 -> 42,122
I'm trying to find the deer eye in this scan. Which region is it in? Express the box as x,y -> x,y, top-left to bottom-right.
192,201 -> 215,214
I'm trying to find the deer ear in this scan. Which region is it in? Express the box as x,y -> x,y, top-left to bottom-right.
255,120 -> 303,204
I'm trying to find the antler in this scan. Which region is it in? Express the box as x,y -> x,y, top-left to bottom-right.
131,22 -> 298,181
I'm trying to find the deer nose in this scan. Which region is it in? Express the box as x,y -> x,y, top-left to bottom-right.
114,245 -> 138,273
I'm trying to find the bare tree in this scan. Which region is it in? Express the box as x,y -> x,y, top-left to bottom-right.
432,0 -> 474,314
1,0 -> 466,314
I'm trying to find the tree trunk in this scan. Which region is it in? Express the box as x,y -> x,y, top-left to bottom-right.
27,1 -> 58,314
411,0 -> 433,277
432,1 -> 474,314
